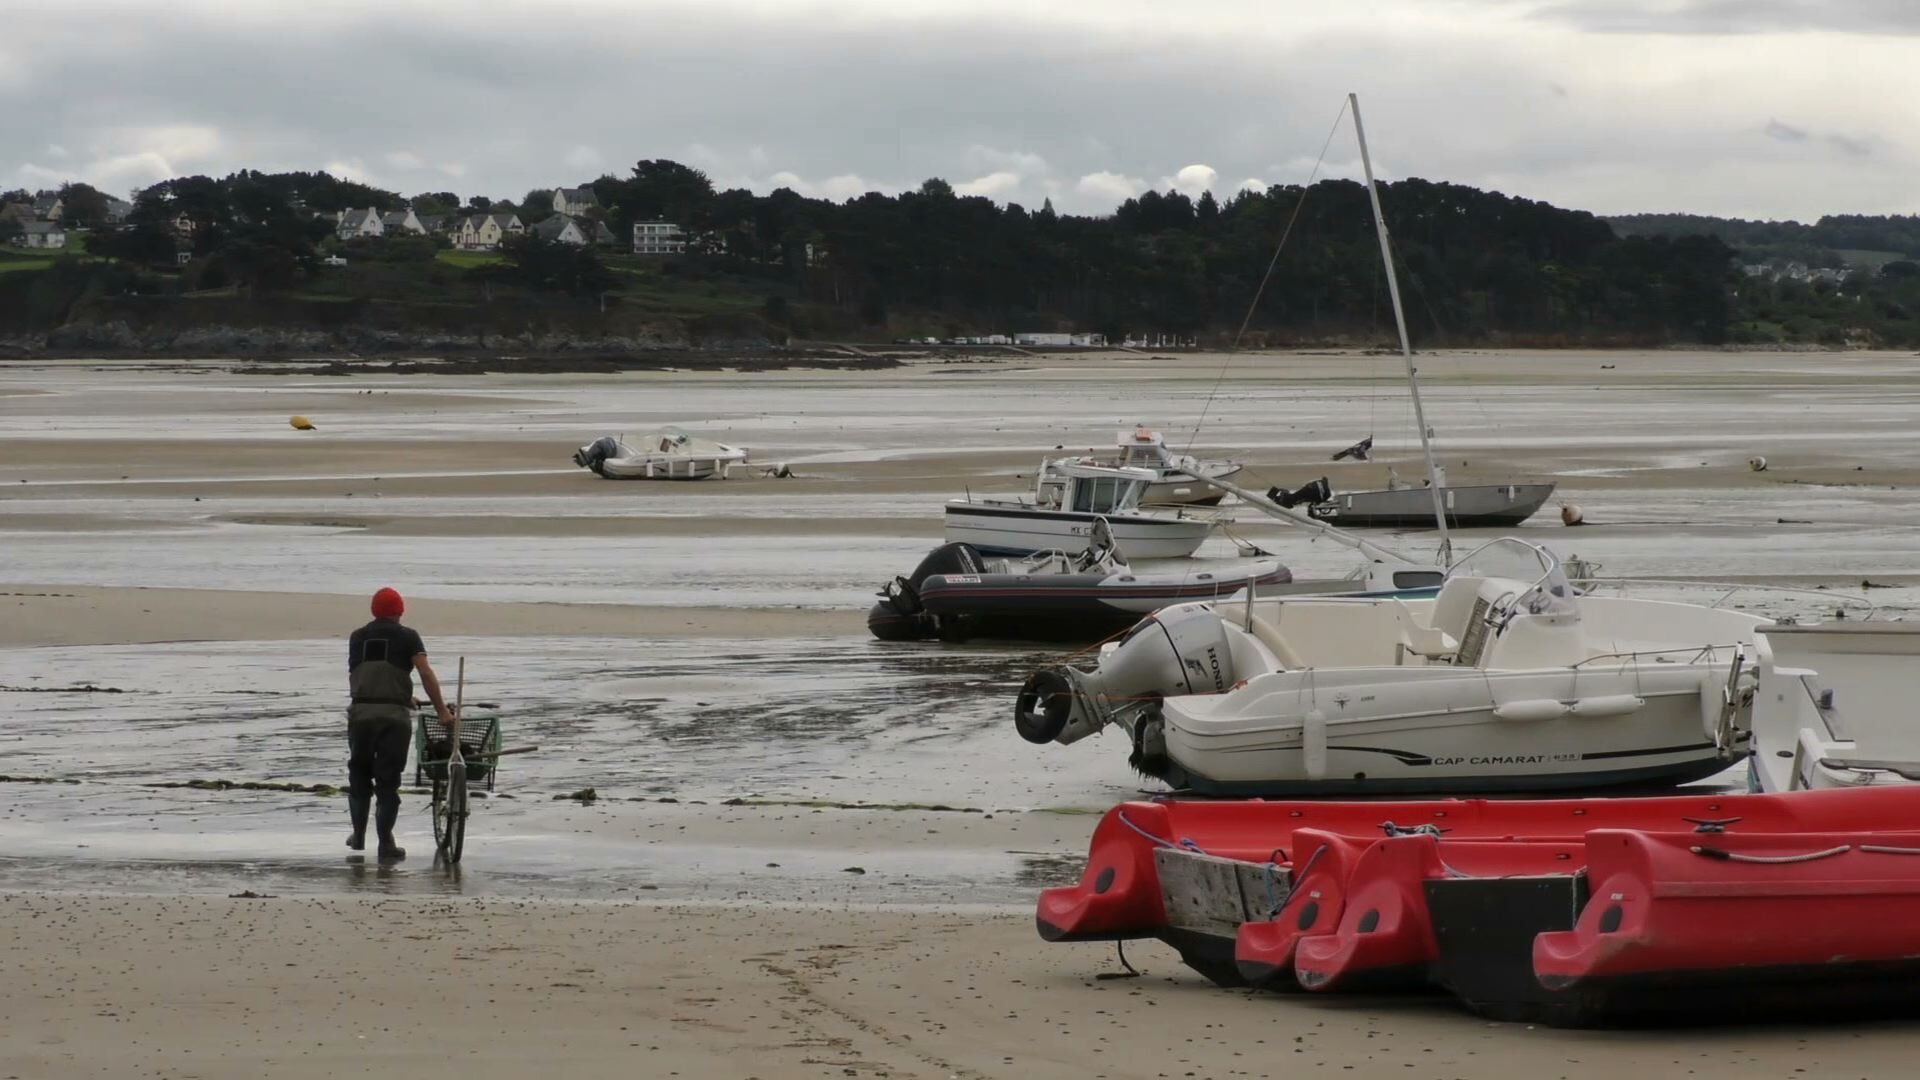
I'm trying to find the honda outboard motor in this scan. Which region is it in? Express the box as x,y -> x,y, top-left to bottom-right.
1014,603 -> 1237,745
573,435 -> 621,476
1267,477 -> 1332,509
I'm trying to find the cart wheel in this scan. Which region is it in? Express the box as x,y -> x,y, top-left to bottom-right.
443,763 -> 468,864
431,778 -> 451,850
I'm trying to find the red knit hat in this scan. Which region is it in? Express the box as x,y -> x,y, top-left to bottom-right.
371,587 -> 405,620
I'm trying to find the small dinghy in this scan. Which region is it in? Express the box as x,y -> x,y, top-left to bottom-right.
1293,478 -> 1558,528
572,427 -> 748,480
867,520 -> 1293,644
1038,786 -> 1920,1025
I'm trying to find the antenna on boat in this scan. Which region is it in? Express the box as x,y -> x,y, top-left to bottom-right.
1350,92 -> 1452,568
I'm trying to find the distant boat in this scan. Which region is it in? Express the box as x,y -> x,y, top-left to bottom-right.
1075,427 -> 1243,507
1299,479 -> 1557,528
572,427 -> 748,481
944,460 -> 1218,559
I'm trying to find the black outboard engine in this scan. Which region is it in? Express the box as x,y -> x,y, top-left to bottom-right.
866,542 -> 989,641
1267,477 -> 1332,509
572,436 -> 620,476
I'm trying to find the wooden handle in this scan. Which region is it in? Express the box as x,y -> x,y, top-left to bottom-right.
455,656 -> 465,715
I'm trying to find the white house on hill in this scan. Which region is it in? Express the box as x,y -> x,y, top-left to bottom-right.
451,212 -> 525,250
379,208 -> 427,235
632,220 -> 686,255
530,215 -> 589,246
21,221 -> 67,249
532,214 -> 616,247
553,186 -> 600,216
336,208 -> 385,240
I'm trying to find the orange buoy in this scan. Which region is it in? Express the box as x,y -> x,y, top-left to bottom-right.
290,415 -> 315,430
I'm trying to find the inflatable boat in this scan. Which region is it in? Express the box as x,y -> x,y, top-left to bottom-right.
868,520 -> 1444,645
867,540 -> 1293,644
1037,786 -> 1920,1025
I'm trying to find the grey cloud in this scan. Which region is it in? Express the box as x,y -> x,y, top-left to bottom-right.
1530,0 -> 1920,35
0,2 -> 1913,221
1764,119 -> 1808,143
1826,134 -> 1873,157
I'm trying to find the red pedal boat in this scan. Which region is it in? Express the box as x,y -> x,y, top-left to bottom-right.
1037,787 -> 1920,1024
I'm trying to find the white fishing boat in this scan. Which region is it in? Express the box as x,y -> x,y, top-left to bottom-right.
1076,427 -> 1243,507
1748,622 -> 1920,791
944,461 -> 1219,559
571,427 -> 748,480
1014,538 -> 1767,795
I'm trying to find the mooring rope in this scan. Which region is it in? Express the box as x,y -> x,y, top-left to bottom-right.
1690,844 -> 1853,864
1182,97 -> 1354,455
1114,809 -> 1207,854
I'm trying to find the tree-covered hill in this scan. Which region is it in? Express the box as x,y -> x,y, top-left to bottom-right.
4,162 -> 1918,354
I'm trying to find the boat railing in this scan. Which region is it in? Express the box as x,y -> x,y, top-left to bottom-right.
1566,642 -> 1752,670
1568,576 -> 1880,620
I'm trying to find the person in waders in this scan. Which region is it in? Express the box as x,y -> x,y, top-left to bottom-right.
347,587 -> 456,861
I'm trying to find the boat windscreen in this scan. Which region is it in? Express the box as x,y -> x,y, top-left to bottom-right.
1072,477 -> 1143,514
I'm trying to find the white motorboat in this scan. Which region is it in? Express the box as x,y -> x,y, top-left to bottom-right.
1748,622 -> 1920,791
944,461 -> 1220,559
572,427 -> 748,480
1014,539 -> 1768,795
1075,427 -> 1243,507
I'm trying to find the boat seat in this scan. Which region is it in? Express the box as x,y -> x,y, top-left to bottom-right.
1245,613 -> 1308,671
1819,756 -> 1920,782
1425,576 -> 1492,646
1391,599 -> 1457,663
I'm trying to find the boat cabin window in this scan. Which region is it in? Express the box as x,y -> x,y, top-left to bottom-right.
1393,570 -> 1444,589
1118,445 -> 1165,467
1071,477 -> 1140,514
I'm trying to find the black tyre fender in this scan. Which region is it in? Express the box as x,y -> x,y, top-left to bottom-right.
1014,668 -> 1074,744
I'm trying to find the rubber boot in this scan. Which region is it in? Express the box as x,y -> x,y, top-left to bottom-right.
375,801 -> 405,861
347,794 -> 370,851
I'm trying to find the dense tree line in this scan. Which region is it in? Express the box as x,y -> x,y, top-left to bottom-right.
19,161 -> 1920,345
581,163 -> 1738,344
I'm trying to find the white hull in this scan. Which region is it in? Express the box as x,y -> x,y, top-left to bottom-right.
596,453 -> 743,480
1750,623 -> 1920,792
1143,463 -> 1243,506
574,430 -> 748,482
944,501 -> 1213,558
1014,540 -> 1767,796
1156,664 -> 1729,795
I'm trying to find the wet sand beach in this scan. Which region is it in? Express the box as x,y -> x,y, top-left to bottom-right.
5,349 -> 1920,1077
8,893 -> 1917,1080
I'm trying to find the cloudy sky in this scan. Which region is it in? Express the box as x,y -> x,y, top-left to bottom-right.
3,0 -> 1915,220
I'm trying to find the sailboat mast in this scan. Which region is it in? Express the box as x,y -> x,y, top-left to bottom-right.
1349,92 -> 1452,566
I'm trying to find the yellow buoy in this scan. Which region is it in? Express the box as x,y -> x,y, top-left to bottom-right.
289,415 -> 315,430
